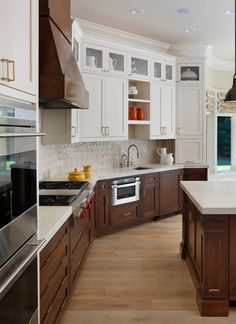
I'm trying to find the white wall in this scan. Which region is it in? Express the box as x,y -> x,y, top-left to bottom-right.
206,67 -> 232,91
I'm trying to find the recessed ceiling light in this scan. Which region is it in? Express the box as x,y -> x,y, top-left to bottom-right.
177,8 -> 192,14
184,27 -> 196,33
130,8 -> 145,15
225,9 -> 235,15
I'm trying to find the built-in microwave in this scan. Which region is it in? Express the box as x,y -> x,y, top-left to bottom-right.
110,177 -> 141,206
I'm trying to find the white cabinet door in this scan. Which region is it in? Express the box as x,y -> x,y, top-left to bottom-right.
80,73 -> 127,141
128,54 -> 149,80
176,138 -> 204,164
80,73 -> 104,139
161,86 -> 175,137
150,83 -> 175,139
177,86 -> 203,137
151,59 -> 175,85
0,0 -> 37,96
105,77 -> 127,138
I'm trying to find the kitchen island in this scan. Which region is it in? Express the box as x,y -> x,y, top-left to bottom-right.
181,181 -> 236,317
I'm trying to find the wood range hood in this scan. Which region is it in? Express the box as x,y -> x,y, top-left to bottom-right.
39,0 -> 89,109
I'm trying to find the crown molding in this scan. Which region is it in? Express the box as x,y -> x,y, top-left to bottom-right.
206,54 -> 234,72
169,44 -> 210,57
77,19 -> 170,54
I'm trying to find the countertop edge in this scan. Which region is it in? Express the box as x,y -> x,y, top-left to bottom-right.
38,206 -> 73,250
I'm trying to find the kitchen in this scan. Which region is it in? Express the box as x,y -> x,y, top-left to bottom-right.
0,0 -> 236,323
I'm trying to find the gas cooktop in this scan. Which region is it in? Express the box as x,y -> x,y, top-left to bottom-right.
39,180 -> 90,207
39,195 -> 77,206
39,180 -> 88,191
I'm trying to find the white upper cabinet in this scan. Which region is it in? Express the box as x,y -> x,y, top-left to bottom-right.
80,73 -> 127,141
0,0 -> 37,96
177,86 -> 203,137
151,58 -> 175,85
177,63 -> 203,84
82,43 -> 126,76
128,54 -> 149,80
150,82 -> 175,139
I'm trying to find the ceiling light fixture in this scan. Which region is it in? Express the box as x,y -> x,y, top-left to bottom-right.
177,8 -> 192,14
184,27 -> 196,33
130,8 -> 144,15
225,0 -> 236,102
225,8 -> 235,15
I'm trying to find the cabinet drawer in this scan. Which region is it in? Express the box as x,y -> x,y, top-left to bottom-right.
41,274 -> 69,324
71,216 -> 90,253
142,175 -> 156,184
40,220 -> 69,269
71,224 -> 90,285
111,204 -> 138,226
41,260 -> 68,321
40,234 -> 69,296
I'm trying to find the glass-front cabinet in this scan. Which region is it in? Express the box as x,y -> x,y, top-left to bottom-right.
151,58 -> 175,84
128,54 -> 149,80
82,43 -> 126,76
177,63 -> 202,84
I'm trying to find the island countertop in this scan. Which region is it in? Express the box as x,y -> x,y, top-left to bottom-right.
181,180 -> 236,214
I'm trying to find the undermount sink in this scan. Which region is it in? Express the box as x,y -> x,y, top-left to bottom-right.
134,166 -> 152,170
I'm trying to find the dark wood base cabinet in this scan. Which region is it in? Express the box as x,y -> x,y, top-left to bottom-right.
96,168 -> 207,236
159,170 -> 182,216
40,196 -> 96,323
181,192 -> 236,317
40,221 -> 70,324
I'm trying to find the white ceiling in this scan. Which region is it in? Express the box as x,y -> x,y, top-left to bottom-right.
71,0 -> 235,62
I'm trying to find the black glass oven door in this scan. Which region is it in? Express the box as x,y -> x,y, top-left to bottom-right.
0,136 -> 36,228
117,185 -> 136,200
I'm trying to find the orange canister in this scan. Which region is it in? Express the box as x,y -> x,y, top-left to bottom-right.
129,107 -> 137,120
137,107 -> 144,120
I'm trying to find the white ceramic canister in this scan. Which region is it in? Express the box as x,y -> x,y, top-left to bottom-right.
157,148 -> 167,164
164,153 -> 174,165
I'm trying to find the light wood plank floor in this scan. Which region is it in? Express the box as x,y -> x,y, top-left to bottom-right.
60,215 -> 236,324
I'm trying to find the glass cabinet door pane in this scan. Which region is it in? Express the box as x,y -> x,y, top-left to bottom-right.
86,47 -> 103,69
180,66 -> 200,81
109,52 -> 124,72
154,62 -> 162,78
166,65 -> 173,80
131,57 -> 148,76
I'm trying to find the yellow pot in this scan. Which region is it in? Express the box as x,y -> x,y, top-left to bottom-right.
83,165 -> 92,178
68,168 -> 85,181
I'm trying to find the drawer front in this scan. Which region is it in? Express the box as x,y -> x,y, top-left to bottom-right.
41,259 -> 68,321
71,224 -> 90,285
40,220 -> 69,269
71,215 -> 90,253
111,204 -> 139,227
40,234 -> 69,297
41,274 -> 69,324
142,175 -> 156,184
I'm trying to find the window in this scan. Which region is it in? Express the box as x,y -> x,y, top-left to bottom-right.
217,115 -> 231,171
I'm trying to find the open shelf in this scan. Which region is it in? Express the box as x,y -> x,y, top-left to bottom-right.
128,120 -> 150,125
128,98 -> 150,103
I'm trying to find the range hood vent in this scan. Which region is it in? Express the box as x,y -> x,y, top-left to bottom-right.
39,0 -> 89,109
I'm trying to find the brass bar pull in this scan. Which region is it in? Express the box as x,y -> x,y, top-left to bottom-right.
124,212 -> 131,217
1,58 -> 10,81
71,126 -> 76,137
8,60 -> 15,81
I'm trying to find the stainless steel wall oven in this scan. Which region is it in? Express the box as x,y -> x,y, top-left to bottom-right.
0,95 -> 43,324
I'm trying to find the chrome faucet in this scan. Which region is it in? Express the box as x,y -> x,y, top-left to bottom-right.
127,144 -> 139,167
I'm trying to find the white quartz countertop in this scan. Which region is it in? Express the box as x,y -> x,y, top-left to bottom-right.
181,181 -> 236,214
89,163 -> 208,183
38,206 -> 72,246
